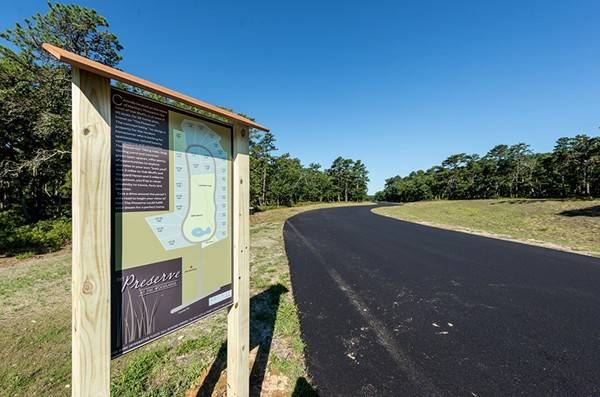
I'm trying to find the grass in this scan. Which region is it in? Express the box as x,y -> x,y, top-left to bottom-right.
373,199 -> 600,257
0,202 -> 367,396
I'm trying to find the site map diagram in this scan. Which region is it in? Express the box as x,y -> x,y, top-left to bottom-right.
145,119 -> 229,251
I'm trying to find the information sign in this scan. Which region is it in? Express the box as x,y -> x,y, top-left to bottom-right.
110,88 -> 233,357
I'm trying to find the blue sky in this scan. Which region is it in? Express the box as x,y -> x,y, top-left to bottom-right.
2,1 -> 600,193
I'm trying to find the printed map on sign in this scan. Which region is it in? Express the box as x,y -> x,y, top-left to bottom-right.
146,119 -> 228,251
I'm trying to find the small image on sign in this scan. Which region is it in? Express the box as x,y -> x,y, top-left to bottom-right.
112,258 -> 182,357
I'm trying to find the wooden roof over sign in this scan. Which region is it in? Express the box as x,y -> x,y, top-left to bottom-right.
42,43 -> 269,132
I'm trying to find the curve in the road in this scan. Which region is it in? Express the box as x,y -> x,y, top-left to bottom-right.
283,204 -> 600,397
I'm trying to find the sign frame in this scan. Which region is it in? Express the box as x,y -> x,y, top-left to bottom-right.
45,43 -> 263,397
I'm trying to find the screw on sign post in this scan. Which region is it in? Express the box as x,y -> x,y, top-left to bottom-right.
43,43 -> 268,397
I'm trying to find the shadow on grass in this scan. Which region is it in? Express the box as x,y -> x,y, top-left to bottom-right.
492,199 -> 553,205
559,205 -> 600,217
194,284 -> 315,396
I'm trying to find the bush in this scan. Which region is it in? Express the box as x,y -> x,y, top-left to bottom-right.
0,211 -> 71,256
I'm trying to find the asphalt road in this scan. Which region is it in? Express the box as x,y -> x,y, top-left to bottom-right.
283,205 -> 600,396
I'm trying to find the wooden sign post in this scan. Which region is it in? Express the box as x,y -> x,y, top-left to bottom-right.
44,43 -> 266,397
71,67 -> 112,396
228,124 -> 250,396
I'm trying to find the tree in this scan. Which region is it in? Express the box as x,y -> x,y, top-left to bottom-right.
440,153 -> 474,199
484,144 -> 511,197
305,163 -> 333,202
349,160 -> 369,201
506,143 -> 535,197
0,2 -> 122,221
267,154 -> 305,206
327,157 -> 354,201
249,130 -> 276,206
553,135 -> 600,196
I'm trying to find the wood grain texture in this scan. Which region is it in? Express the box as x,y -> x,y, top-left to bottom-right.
227,125 -> 251,397
43,43 -> 268,132
71,67 -> 111,397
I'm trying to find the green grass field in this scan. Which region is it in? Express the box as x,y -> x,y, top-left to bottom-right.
373,199 -> 600,257
0,202 -> 366,396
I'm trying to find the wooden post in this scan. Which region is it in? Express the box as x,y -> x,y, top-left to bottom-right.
227,124 -> 251,396
71,67 -> 112,397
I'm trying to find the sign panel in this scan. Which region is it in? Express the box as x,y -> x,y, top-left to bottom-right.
110,88 -> 233,358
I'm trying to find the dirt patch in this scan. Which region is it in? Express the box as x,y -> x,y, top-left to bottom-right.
186,346 -> 288,397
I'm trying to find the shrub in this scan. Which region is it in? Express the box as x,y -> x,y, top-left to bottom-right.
0,212 -> 71,256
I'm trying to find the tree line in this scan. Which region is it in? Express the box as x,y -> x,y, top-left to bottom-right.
375,135 -> 600,202
250,130 -> 369,207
